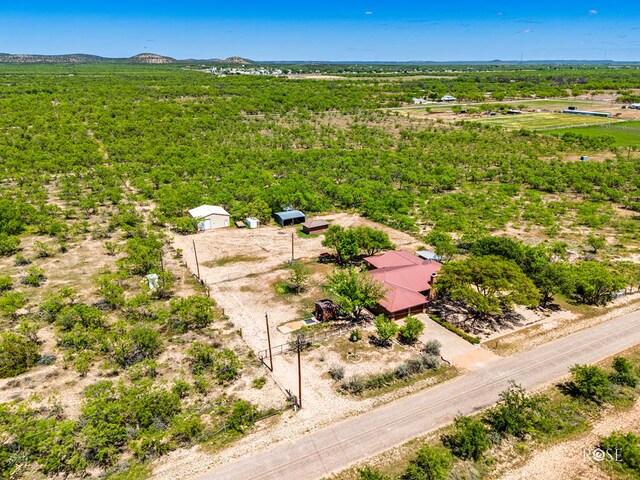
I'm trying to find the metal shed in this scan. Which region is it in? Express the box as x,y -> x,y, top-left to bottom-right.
274,210 -> 305,227
301,220 -> 329,234
188,205 -> 230,231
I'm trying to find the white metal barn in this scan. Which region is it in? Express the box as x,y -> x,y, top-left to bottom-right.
188,205 -> 230,231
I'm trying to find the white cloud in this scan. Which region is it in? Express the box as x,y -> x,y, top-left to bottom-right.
589,9 -> 598,15
518,28 -> 533,34
364,11 -> 373,15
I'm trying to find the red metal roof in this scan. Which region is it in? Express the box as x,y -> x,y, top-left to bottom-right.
363,250 -> 425,269
366,251 -> 442,314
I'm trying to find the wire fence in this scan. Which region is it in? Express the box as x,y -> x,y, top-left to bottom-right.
535,120 -> 622,132
257,324 -> 352,361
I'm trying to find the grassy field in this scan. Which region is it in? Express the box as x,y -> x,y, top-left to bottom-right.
471,112 -> 620,130
549,120 -> 640,146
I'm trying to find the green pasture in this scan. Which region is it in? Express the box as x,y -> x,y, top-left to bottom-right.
549,121 -> 640,146
471,112 -> 620,130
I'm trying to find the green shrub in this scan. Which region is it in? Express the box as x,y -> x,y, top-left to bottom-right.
127,359 -> 158,380
172,380 -> 190,398
193,376 -> 210,394
600,431 -> 640,475
374,315 -> 398,346
0,291 -> 27,318
188,342 -> 215,374
167,296 -> 217,333
441,415 -> 491,460
173,217 -> 197,234
170,414 -> 204,444
188,343 -> 240,382
0,332 -> 40,378
13,253 -> 31,266
22,266 -> 46,287
74,351 -> 92,376
252,376 -> 267,389
610,357 -> 638,388
33,241 -> 55,259
95,276 -> 125,309
225,400 -> 258,433
0,233 -> 20,256
212,349 -> 241,383
120,233 -> 163,275
110,325 -> 163,368
569,364 -> 612,403
0,275 -> 13,292
130,431 -> 174,460
402,445 -> 452,480
358,466 -> 390,480
484,382 -> 547,439
398,316 -> 425,344
12,416 -> 86,475
80,380 -> 182,465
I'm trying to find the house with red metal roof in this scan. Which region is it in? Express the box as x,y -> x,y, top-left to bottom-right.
364,250 -> 442,319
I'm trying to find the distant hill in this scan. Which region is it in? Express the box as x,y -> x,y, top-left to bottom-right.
0,52 -> 254,65
0,53 -> 114,64
127,53 -> 176,64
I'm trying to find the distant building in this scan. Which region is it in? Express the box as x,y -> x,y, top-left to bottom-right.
188,205 -> 230,231
560,109 -> 612,118
412,97 -> 429,104
364,250 -> 442,319
507,109 -> 522,115
301,220 -> 329,234
440,95 -> 457,102
273,210 -> 305,227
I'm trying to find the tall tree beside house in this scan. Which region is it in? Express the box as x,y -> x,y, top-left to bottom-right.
322,226 -> 359,264
326,267 -> 386,321
354,227 -> 394,256
435,256 -> 541,319
322,225 -> 393,263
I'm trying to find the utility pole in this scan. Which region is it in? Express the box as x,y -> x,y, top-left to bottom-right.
192,239 -> 201,280
159,249 -> 164,272
265,313 -> 274,372
291,232 -> 295,263
297,336 -> 303,409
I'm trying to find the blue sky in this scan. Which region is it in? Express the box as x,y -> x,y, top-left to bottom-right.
0,1 -> 638,61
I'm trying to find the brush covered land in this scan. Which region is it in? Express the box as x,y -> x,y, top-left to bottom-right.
0,63 -> 640,479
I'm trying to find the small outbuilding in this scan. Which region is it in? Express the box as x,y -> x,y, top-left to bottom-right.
440,94 -> 457,102
245,217 -> 260,229
301,219 -> 329,234
188,205 -> 230,231
274,210 -> 305,227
